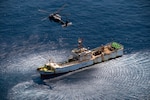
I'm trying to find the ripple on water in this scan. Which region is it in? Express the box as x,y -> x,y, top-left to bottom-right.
1,49 -> 70,74
8,51 -> 150,100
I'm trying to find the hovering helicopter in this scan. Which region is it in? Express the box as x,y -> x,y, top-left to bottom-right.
39,4 -> 72,27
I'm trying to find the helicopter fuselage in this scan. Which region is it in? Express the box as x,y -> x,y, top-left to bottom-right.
48,13 -> 71,27
39,4 -> 72,27
49,13 -> 62,22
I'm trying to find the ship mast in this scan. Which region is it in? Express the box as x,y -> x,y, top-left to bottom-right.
78,38 -> 83,49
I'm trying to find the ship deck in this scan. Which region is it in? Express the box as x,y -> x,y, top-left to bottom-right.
58,43 -> 123,67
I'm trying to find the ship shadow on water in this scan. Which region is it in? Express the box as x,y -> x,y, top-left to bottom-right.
32,75 -> 54,89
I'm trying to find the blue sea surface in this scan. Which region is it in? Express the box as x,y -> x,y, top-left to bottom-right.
0,0 -> 150,100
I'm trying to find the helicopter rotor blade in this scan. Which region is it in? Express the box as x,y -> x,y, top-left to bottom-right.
55,4 -> 68,13
38,9 -> 50,13
41,17 -> 48,21
61,13 -> 71,17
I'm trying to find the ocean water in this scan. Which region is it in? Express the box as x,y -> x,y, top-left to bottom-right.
0,0 -> 150,100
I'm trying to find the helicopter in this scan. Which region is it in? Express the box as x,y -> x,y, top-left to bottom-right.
39,4 -> 72,27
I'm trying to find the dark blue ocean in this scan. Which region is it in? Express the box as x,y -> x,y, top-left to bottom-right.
0,0 -> 150,100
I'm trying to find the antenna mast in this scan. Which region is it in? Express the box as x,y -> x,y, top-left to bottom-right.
78,38 -> 83,49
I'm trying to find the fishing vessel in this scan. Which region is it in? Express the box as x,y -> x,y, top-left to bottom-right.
37,38 -> 124,77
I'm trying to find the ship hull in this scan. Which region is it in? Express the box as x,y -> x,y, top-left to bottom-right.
40,72 -> 67,79
38,48 -> 123,78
